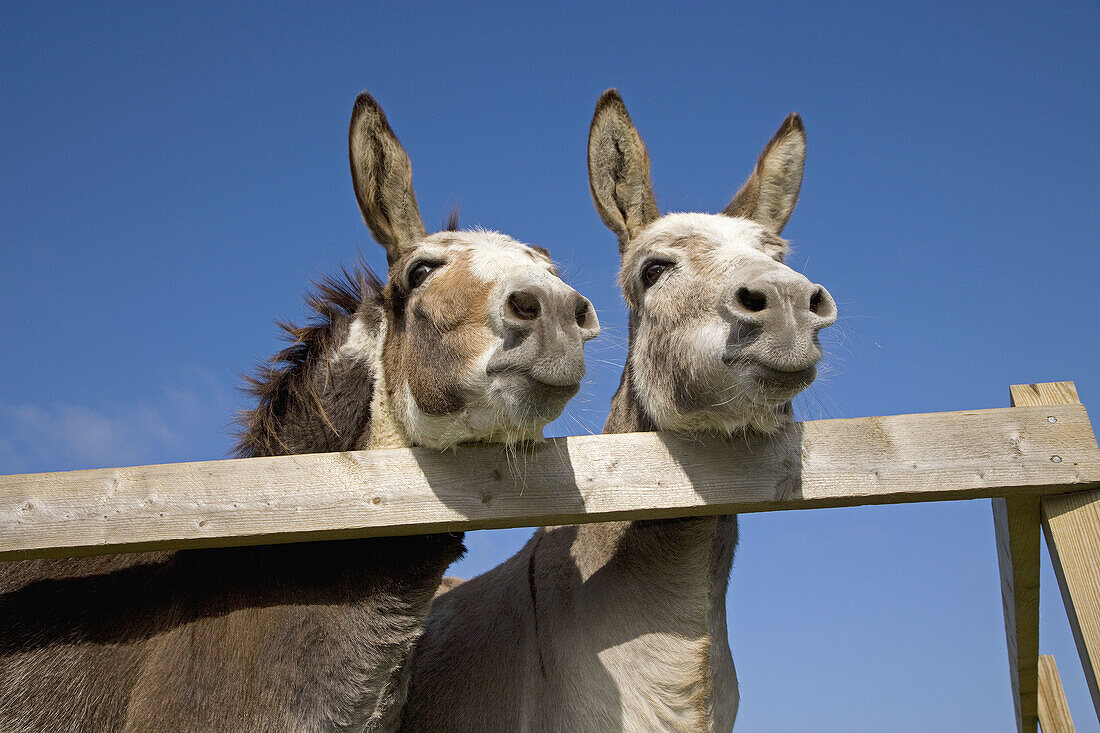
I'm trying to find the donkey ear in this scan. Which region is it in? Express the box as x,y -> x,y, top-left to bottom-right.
723,113 -> 806,235
587,89 -> 659,253
348,93 -> 428,264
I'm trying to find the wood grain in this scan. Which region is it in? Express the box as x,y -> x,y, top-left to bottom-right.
1043,487 -> 1100,722
995,495 -> 1041,733
1037,655 -> 1076,733
1011,383 -> 1082,409
0,402 -> 1098,561
993,383 -> 1079,732
1025,384 -> 1100,723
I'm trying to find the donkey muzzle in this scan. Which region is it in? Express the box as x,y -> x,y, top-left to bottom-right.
723,267 -> 835,383
488,277 -> 600,388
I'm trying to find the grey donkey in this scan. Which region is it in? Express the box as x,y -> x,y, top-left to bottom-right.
398,89 -> 835,732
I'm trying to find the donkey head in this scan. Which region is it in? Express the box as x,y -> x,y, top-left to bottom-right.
349,93 -> 599,448
588,90 -> 835,435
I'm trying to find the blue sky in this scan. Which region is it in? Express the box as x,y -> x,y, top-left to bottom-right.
2,2 -> 1098,729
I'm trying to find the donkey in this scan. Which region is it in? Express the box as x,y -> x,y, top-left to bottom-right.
0,92 -> 598,732
398,90 -> 835,732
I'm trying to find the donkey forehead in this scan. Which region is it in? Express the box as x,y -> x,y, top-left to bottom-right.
630,213 -> 782,262
415,230 -> 557,283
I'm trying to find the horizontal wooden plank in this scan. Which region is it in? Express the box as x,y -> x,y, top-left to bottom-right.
1,403 -> 1098,561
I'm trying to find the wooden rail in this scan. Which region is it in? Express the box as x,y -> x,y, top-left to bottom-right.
1,400 -> 1097,562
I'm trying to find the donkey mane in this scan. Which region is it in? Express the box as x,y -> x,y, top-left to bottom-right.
442,205 -> 460,232
234,263 -> 384,458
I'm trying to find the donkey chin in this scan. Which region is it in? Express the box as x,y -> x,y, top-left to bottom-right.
482,353 -> 586,439
721,349 -> 823,432
491,369 -> 580,425
726,353 -> 819,401
632,347 -> 822,437
395,368 -> 581,449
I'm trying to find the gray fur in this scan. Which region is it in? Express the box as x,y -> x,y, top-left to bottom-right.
722,113 -> 806,235
349,92 -> 429,264
587,89 -> 660,252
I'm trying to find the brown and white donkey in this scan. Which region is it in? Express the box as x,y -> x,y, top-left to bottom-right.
399,90 -> 835,732
0,93 -> 598,732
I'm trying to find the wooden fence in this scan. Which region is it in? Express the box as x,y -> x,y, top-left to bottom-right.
1,381 -> 1097,732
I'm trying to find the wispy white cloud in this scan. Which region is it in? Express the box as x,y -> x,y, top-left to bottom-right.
0,366 -> 238,474
4,403 -> 153,466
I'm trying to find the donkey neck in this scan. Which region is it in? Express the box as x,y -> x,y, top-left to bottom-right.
545,360 -> 738,733
366,326 -> 411,450
602,358 -> 738,583
604,361 -> 656,435
604,314 -> 657,435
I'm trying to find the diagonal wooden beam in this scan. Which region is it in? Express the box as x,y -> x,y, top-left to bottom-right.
1043,483 -> 1100,722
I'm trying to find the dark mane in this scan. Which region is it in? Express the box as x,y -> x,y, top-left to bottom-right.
234,262 -> 384,458
442,206 -> 460,232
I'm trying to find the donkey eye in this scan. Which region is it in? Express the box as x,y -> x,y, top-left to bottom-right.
642,261 -> 672,288
407,262 -> 439,289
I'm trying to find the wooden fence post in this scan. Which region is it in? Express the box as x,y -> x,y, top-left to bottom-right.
992,382 -> 1065,733
1013,381 -> 1100,724
1037,655 -> 1076,733
994,492 -> 1040,733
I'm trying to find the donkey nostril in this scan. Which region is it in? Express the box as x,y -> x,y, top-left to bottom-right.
809,289 -> 824,314
574,301 -> 590,327
736,287 -> 767,313
507,292 -> 541,321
